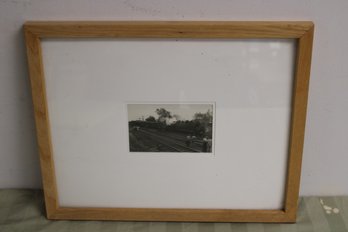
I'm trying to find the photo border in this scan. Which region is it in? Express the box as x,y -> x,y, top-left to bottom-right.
126,102 -> 216,155
24,21 -> 314,222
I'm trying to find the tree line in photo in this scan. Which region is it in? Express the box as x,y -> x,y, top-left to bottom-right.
129,107 -> 213,139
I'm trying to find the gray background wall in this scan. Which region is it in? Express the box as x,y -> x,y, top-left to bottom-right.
0,0 -> 347,195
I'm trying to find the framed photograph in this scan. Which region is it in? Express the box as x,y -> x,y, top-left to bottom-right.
24,21 -> 314,222
127,103 -> 215,153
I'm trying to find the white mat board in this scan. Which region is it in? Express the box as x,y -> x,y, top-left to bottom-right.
41,39 -> 295,209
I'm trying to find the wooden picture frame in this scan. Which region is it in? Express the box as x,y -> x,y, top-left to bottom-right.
24,21 -> 314,222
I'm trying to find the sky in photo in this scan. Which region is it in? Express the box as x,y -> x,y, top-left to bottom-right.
127,103 -> 213,122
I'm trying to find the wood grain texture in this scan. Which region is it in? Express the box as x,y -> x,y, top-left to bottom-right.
24,29 -> 59,218
24,21 -> 313,38
24,21 -> 314,222
284,25 -> 314,222
51,208 -> 291,223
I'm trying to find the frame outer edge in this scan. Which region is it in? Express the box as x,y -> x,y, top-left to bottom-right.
284,24 -> 314,221
24,25 -> 59,218
24,21 -> 313,38
51,208 -> 289,223
23,21 -> 314,222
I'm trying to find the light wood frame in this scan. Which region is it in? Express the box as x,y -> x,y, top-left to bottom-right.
24,21 -> 314,223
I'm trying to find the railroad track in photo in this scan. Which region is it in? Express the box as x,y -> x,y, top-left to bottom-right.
130,128 -> 202,153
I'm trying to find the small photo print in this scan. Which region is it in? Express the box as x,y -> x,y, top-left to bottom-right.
128,103 -> 214,153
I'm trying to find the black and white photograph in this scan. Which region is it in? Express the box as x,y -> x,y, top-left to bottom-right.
128,103 -> 214,153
